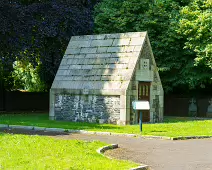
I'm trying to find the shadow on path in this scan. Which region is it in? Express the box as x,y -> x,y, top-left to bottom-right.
0,128 -> 69,136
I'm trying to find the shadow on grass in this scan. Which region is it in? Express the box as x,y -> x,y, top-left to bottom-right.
150,130 -> 167,132
0,113 -> 123,130
164,116 -> 212,124
47,120 -> 123,130
0,132 -> 6,136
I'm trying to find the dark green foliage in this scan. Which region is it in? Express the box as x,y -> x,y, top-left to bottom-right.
0,0 -> 96,91
177,0 -> 212,69
94,0 -> 211,94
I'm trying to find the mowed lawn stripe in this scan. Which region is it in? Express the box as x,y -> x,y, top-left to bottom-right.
0,134 -> 138,169
0,114 -> 212,137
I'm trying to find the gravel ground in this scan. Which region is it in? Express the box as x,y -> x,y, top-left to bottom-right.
1,128 -> 212,170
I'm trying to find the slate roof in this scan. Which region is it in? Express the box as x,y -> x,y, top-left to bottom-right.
51,32 -> 147,91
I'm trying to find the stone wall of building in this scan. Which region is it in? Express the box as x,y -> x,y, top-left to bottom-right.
151,71 -> 164,122
144,39 -> 164,123
54,94 -> 120,124
127,38 -> 164,124
50,32 -> 164,125
127,75 -> 137,124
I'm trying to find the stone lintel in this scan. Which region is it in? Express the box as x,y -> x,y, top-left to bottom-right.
50,88 -> 126,96
136,70 -> 153,82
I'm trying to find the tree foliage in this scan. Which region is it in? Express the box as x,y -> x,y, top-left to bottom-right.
13,59 -> 46,92
177,0 -> 212,69
0,0 -> 95,90
94,0 -> 211,93
1,0 -> 211,93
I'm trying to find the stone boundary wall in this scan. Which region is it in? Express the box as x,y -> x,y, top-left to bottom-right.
54,94 -> 120,124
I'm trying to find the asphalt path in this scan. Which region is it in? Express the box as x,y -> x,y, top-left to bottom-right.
55,133 -> 212,170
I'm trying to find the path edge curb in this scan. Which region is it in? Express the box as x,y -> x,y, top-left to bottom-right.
97,144 -> 150,170
1,124 -> 212,140
97,144 -> 118,155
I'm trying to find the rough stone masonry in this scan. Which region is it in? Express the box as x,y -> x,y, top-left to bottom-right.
55,94 -> 120,124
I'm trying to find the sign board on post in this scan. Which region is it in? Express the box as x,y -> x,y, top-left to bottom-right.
132,100 -> 150,132
132,101 -> 150,110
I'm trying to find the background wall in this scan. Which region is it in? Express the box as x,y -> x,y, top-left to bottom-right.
1,91 -> 49,112
164,95 -> 211,117
0,81 -> 4,111
0,91 -> 211,119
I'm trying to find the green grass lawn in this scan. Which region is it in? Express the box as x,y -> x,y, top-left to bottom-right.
0,113 -> 212,137
0,133 -> 138,169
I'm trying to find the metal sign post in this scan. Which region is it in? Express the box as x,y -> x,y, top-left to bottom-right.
132,101 -> 150,132
139,110 -> 142,131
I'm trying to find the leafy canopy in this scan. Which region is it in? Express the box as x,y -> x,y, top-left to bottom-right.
94,0 -> 211,93
177,0 -> 212,69
0,0 -> 95,91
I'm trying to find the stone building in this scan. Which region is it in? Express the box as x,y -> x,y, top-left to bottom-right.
49,32 -> 164,125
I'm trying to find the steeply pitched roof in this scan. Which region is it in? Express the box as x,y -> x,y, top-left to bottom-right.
51,32 -> 147,91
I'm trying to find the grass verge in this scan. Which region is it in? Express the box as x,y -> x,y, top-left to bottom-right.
0,133 -> 138,169
0,113 -> 212,137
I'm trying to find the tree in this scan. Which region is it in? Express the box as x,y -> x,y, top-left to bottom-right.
94,0 -> 211,93
0,0 -> 95,91
177,0 -> 212,69
12,59 -> 46,92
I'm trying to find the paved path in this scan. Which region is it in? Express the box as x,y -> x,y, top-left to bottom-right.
55,134 -> 212,170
